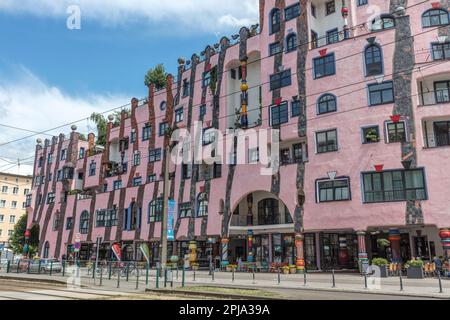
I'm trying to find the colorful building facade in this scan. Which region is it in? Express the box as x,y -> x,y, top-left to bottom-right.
28,0 -> 450,271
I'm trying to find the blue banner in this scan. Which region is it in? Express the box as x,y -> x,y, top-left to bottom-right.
167,199 -> 176,241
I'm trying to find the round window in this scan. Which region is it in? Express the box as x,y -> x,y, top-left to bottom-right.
160,101 -> 166,111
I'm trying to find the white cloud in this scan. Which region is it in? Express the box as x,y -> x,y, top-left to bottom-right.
0,0 -> 259,33
0,66 -> 129,175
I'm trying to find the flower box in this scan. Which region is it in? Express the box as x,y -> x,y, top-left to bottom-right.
407,266 -> 424,279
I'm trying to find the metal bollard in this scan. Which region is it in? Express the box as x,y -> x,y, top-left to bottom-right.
146,262 -> 149,286
92,262 -> 96,279
332,269 -> 336,288
100,265 -> 103,286
164,269 -> 167,288
182,268 -> 185,288
232,269 -> 235,282
108,263 -> 112,280
399,269 -> 403,291
6,260 -> 10,273
62,261 -> 66,277
126,263 -> 129,282
364,273 -> 368,289
117,267 -> 121,288
252,269 -> 256,284
27,260 -> 31,274
38,260 -> 42,274
156,268 -> 160,289
438,273 -> 443,293
277,268 -> 281,285
16,261 -> 20,274
136,270 -> 140,290
303,271 -> 307,286
193,270 -> 196,281
50,260 -> 53,276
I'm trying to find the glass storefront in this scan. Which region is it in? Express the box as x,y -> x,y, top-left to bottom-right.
320,233 -> 358,270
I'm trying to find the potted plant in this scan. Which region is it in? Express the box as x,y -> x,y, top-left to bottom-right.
289,265 -> 297,274
405,259 -> 424,279
371,258 -> 389,277
282,266 -> 290,274
365,128 -> 379,143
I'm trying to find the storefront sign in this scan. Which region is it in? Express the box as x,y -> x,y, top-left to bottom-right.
140,243 -> 150,263
167,199 -> 176,241
111,243 -> 122,261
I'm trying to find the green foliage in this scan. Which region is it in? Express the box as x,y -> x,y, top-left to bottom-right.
209,66 -> 218,95
9,214 -> 39,255
89,111 -> 126,146
377,238 -> 390,248
144,64 -> 168,90
406,259 -> 424,268
371,258 -> 389,266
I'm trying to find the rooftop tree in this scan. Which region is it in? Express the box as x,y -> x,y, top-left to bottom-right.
144,64 -> 168,90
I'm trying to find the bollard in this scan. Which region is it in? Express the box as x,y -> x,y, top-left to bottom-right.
399,269 -> 403,291
38,260 -> 42,275
146,262 -> 149,286
164,269 -> 167,288
100,265 -> 103,287
277,268 -> 281,285
92,262 -> 96,279
27,260 -> 31,274
16,261 -> 20,274
6,260 -> 10,273
438,273 -> 443,293
108,263 -> 112,280
62,261 -> 66,277
117,267 -> 121,288
193,270 -> 196,282
136,270 -> 140,290
364,273 -> 368,289
50,260 -> 53,276
182,268 -> 185,288
156,268 -> 160,289
303,271 -> 307,286
176,267 -> 179,280
212,269 -> 215,282
232,269 -> 235,282
252,269 -> 256,284
126,263 -> 130,282
332,269 -> 336,288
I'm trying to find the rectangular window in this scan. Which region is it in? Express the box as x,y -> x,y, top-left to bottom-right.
285,3 -> 300,21
113,180 -> 122,190
142,124 -> 151,141
269,42 -> 281,56
79,147 -> 85,159
11,201 -> 17,209
432,43 -> 450,61
66,217 -> 73,230
434,121 -> 450,147
96,210 -> 106,227
2,186 -> 8,194
202,69 -> 213,88
291,100 -> 301,117
199,104 -> 207,121
48,173 -> 52,182
89,161 -> 96,176
133,177 -> 142,187
316,129 -> 338,153
182,79 -> 190,97
0,215 -> 3,222
311,4 -> 316,18
12,187 -> 19,195
149,199 -> 163,223
25,194 -> 32,208
9,215 -> 15,224
213,163 -> 222,178
8,230 -> 13,237
249,148 -> 259,164
293,143 -> 303,163
57,170 -> 62,181
48,153 -> 53,164
24,188 -> 30,195
326,28 -> 339,44
175,107 -> 184,123
149,148 -> 162,163
202,128 -> 216,145
270,70 -> 292,91
179,203 -> 192,218
47,193 -> 55,204
325,1 -> 335,15
314,54 -> 336,79
362,126 -> 380,144
280,148 -> 291,165
148,174 -> 156,183
386,121 -> 406,143
368,81 -> 394,105
0,200 -> 5,208
159,122 -> 169,136
133,152 -> 140,166
358,0 -> 368,5
130,130 -> 137,143
434,80 -> 450,103
61,149 -> 67,160
182,164 -> 191,180
317,178 -> 350,202
362,169 -> 427,203
270,102 -> 289,126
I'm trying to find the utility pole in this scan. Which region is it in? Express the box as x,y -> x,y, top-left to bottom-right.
160,144 -> 170,271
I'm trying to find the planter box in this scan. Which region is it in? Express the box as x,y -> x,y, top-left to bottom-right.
407,266 -> 424,279
379,265 -> 388,278
289,268 -> 297,274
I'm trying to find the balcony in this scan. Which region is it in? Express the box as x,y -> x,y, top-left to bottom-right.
422,117 -> 450,149
103,161 -> 128,178
418,76 -> 450,106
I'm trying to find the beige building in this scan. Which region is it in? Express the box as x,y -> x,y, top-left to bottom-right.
0,172 -> 32,247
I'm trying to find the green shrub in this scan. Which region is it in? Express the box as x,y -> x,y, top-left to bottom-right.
371,258 -> 389,266
406,259 -> 424,268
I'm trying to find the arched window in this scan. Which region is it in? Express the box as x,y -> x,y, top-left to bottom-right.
79,210 -> 89,234
371,15 -> 395,31
257,198 -> 280,225
125,202 -> 141,230
43,241 -> 50,258
270,8 -> 281,34
365,44 -> 383,76
197,193 -> 208,217
422,9 -> 449,27
286,33 -> 297,52
317,94 -> 337,114
148,199 -> 163,222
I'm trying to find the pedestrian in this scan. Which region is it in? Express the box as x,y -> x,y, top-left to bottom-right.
433,256 -> 442,276
61,254 -> 67,263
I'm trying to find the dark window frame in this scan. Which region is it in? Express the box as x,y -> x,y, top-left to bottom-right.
326,28 -> 339,44
434,80 -> 450,103
316,177 -> 351,203
422,9 -> 449,28
270,8 -> 281,35
317,94 -> 337,114
386,121 -> 406,143
316,129 -> 338,153
270,101 -> 289,126
286,33 -> 298,53
285,3 -> 300,21
364,44 -> 383,76
432,42 -> 450,60
313,53 -> 336,79
269,42 -> 282,56
368,81 -> 394,106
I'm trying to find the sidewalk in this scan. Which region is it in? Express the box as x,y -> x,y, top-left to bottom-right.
1,269 -> 449,299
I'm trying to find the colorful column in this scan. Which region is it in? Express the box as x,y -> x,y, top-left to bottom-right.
388,228 -> 402,263
295,233 -> 305,273
341,1 -> 349,39
357,231 -> 369,274
439,228 -> 450,259
221,238 -> 229,267
246,194 -> 254,262
338,236 -> 349,267
247,230 -> 254,263
189,241 -> 197,267
240,58 -> 249,128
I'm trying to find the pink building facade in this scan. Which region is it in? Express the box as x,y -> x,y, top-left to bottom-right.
27,0 -> 450,271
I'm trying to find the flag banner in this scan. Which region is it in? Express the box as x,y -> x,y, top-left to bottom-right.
111,243 -> 122,261
167,199 -> 176,241
140,243 -> 150,263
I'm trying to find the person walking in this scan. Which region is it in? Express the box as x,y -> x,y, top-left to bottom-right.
433,256 -> 443,276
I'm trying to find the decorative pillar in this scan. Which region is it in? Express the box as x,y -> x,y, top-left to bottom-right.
240,58 -> 249,128
295,233 -> 305,273
247,230 -> 254,263
338,235 -> 349,267
221,238 -> 229,267
246,194 -> 254,262
189,241 -> 197,266
341,1 -> 349,39
357,231 -> 369,274
388,228 -> 402,263
439,228 -> 450,259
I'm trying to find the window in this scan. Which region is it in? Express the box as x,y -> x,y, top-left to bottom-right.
11,201 -> 17,209
182,79 -> 190,97
96,209 -> 117,227
317,94 -> 337,114
48,153 -> 53,164
132,177 -> 142,187
160,101 -> 166,111
316,129 -> 338,153
434,80 -> 450,103
386,121 -> 406,143
179,203 -> 192,218
358,0 -> 368,5
142,124 -> 151,141
2,186 -> 7,194
175,107 -> 184,123
96,210 -> 106,227
159,122 -> 169,136
38,157 -> 43,168
280,148 -> 291,165
365,44 -> 383,76
249,148 -> 259,164
24,188 -> 30,195
203,128 -> 216,145
197,193 -> 208,217
368,81 -> 394,105
422,9 -> 449,27
293,143 -> 304,163
148,174 -> 156,183
12,187 -> 18,195
25,194 -> 32,208
79,211 -> 89,234
113,180 -> 122,190
61,149 -> 67,160
130,129 -> 137,143
79,147 -> 85,159
311,4 -> 316,18
202,69 -> 212,88
291,100 -> 301,117
371,15 -> 395,31
149,148 -> 162,163
258,198 -> 280,225
434,121 -> 450,147
270,8 -> 281,34
325,1 -> 335,15
270,69 -> 291,91
89,161 -> 96,176
9,215 -> 15,224
47,193 -> 55,204
132,151 -> 140,166
8,230 -> 13,237
52,213 -> 59,230
286,34 -> 297,53
362,126 -> 380,144
432,42 -> 450,60
57,170 -> 62,181
363,169 -> 427,203
313,54 -> 336,79
0,200 -> 5,208
0,215 -> 3,222
148,199 -> 163,222
317,178 -> 350,202
63,167 -> 74,180
326,28 -> 339,44
269,42 -> 281,56
182,164 -> 191,179
285,3 -> 300,21
66,217 -> 73,230
270,102 -> 289,126
199,104 -> 207,121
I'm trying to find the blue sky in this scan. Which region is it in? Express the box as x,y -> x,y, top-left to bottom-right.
0,0 -> 258,174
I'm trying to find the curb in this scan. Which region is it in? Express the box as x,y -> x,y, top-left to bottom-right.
0,274 -> 68,286
145,288 -> 283,300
